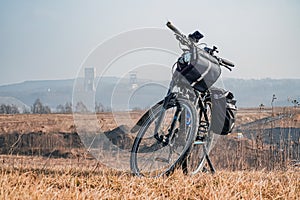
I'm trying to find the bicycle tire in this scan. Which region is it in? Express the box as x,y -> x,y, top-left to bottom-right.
130,97 -> 198,177
182,101 -> 215,175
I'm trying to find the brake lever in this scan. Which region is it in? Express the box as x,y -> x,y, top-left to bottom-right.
213,46 -> 219,54
219,59 -> 232,71
222,65 -> 232,71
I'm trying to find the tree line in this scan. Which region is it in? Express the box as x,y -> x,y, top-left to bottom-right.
0,98 -> 51,114
0,98 -> 108,114
0,104 -> 20,114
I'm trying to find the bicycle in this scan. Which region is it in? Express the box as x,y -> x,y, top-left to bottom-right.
130,22 -> 236,177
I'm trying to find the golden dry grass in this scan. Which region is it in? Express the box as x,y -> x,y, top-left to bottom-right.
0,109 -> 299,199
0,156 -> 299,200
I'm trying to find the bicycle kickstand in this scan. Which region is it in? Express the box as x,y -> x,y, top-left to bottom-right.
204,146 -> 216,174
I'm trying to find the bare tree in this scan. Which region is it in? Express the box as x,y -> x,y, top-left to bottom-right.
75,101 -> 89,113
22,106 -> 31,114
32,98 -> 51,114
95,102 -> 104,113
0,104 -> 20,114
65,102 -> 72,113
56,104 -> 65,113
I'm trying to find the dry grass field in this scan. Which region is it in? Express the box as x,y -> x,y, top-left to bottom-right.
0,155 -> 299,200
0,108 -> 299,199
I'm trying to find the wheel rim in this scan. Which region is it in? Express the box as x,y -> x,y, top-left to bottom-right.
130,98 -> 197,177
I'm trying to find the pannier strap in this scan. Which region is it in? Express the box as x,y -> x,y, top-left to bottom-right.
191,60 -> 212,87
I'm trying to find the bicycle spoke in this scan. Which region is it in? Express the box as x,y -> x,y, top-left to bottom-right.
130,98 -> 198,177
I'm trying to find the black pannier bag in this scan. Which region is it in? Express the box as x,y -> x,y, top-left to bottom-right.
210,87 -> 237,135
175,47 -> 221,92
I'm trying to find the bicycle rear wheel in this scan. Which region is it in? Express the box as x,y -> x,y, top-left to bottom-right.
183,102 -> 215,175
130,97 -> 198,177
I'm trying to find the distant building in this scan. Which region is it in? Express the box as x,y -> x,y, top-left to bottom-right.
129,71 -> 138,89
84,67 -> 95,91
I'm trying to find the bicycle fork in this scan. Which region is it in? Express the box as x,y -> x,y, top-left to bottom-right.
154,90 -> 182,146
154,102 -> 182,146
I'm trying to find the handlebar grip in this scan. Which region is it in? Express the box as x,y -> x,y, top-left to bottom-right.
166,21 -> 181,35
221,58 -> 234,67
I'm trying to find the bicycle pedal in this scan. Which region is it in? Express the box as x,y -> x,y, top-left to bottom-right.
194,140 -> 205,145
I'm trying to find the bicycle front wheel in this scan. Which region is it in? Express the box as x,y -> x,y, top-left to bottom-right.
130,97 -> 198,177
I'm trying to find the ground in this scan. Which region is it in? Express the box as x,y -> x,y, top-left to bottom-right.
0,107 -> 299,199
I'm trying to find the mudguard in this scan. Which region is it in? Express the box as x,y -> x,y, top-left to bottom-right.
130,92 -> 179,133
130,100 -> 164,133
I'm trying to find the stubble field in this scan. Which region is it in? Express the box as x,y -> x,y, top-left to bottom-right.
0,155 -> 299,199
0,156 -> 300,199
0,108 -> 299,199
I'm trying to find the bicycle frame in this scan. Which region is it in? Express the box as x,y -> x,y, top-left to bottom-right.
152,77 -> 211,147
130,22 -> 235,176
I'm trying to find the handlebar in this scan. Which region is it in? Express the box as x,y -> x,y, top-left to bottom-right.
166,21 -> 193,49
166,21 -> 235,71
166,21 -> 182,35
220,58 -> 234,67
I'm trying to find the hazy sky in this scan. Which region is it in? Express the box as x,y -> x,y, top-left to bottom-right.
1,0 -> 300,85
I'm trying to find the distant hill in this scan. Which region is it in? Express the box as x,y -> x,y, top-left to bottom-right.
223,78 -> 300,107
0,79 -> 74,109
0,77 -> 299,110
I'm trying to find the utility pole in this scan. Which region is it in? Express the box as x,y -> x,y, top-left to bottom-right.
270,94 -> 276,169
271,94 -> 277,117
